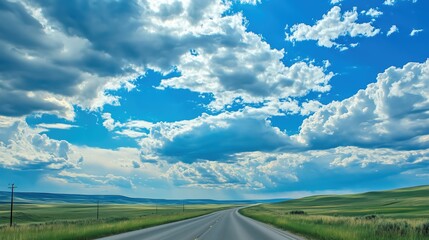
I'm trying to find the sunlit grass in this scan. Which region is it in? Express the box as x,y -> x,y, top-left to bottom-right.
240,185 -> 429,240
241,207 -> 429,240
0,204 -> 234,240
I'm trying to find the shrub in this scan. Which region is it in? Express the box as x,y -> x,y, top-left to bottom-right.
376,221 -> 411,236
289,210 -> 306,215
355,214 -> 378,220
363,214 -> 378,220
416,222 -> 429,236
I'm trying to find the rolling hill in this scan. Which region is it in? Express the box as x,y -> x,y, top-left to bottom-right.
0,191 -> 287,205
271,185 -> 429,218
241,185 -> 429,240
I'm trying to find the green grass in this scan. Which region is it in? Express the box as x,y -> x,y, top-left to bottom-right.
0,204 -> 235,240
240,185 -> 429,240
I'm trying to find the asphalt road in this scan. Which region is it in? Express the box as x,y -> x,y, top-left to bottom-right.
98,208 -> 305,240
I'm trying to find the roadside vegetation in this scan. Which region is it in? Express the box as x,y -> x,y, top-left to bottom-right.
0,204 -> 234,240
240,185 -> 429,240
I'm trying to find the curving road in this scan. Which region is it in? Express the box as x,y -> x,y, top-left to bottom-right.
98,208 -> 305,240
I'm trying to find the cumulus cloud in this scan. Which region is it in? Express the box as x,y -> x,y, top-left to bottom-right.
101,112 -> 152,138
101,113 -> 120,131
410,28 -> 423,36
0,117 -> 80,170
362,8 -> 383,18
109,58 -> 429,164
138,101 -> 301,163
331,0 -> 343,4
96,59 -> 429,192
285,6 -> 380,50
236,0 -> 261,5
42,146 -> 165,191
0,0 -> 140,119
2,0 -> 427,196
384,0 -> 418,6
158,17 -> 334,109
0,116 -> 156,192
164,147 -> 429,190
23,141 -> 428,193
387,25 -> 399,36
297,59 -> 429,150
0,0 -> 333,118
300,100 -> 323,116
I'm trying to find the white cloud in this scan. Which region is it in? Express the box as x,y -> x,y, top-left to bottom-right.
331,0 -> 343,4
410,28 -> 423,36
363,8 -> 383,18
137,100 -> 301,163
0,117 -> 81,170
69,146 -> 154,175
0,1 -> 141,119
384,0 -> 395,6
236,0 -> 261,5
108,60 -> 429,164
286,6 -> 380,50
2,114 -> 427,193
37,123 -> 78,130
36,58 -> 429,192
0,0 -> 334,118
56,170 -> 135,189
101,113 -> 120,131
387,25 -> 399,36
384,0 -> 418,6
102,112 -> 153,138
297,59 -> 429,150
164,146 -> 429,190
164,151 -> 303,190
2,0 -> 427,197
43,145 -> 165,191
124,120 -> 154,130
116,129 -> 147,138
300,100 -> 323,116
159,15 -> 334,110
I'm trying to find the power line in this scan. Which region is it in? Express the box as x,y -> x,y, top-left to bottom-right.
8,183 -> 16,227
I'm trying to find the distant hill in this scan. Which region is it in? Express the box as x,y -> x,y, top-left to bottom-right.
0,191 -> 288,205
273,185 -> 429,217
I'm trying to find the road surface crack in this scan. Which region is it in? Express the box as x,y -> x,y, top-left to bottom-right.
194,216 -> 222,240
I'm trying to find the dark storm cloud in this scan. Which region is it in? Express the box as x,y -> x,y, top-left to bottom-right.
0,1 -> 47,50
29,0 -> 191,70
0,90 -> 61,116
160,118 -> 290,162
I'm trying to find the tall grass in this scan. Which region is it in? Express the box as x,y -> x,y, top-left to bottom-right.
241,207 -> 429,240
0,207 -> 229,240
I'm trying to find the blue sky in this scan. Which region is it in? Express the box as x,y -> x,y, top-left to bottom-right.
0,0 -> 429,199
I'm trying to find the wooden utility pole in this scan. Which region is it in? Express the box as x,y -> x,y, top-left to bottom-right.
96,200 -> 100,220
9,184 -> 16,227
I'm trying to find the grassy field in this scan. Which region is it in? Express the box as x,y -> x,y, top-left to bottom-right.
0,203 -> 235,240
241,185 -> 429,240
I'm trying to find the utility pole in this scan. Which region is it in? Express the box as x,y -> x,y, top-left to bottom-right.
9,184 -> 16,227
96,200 -> 100,220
